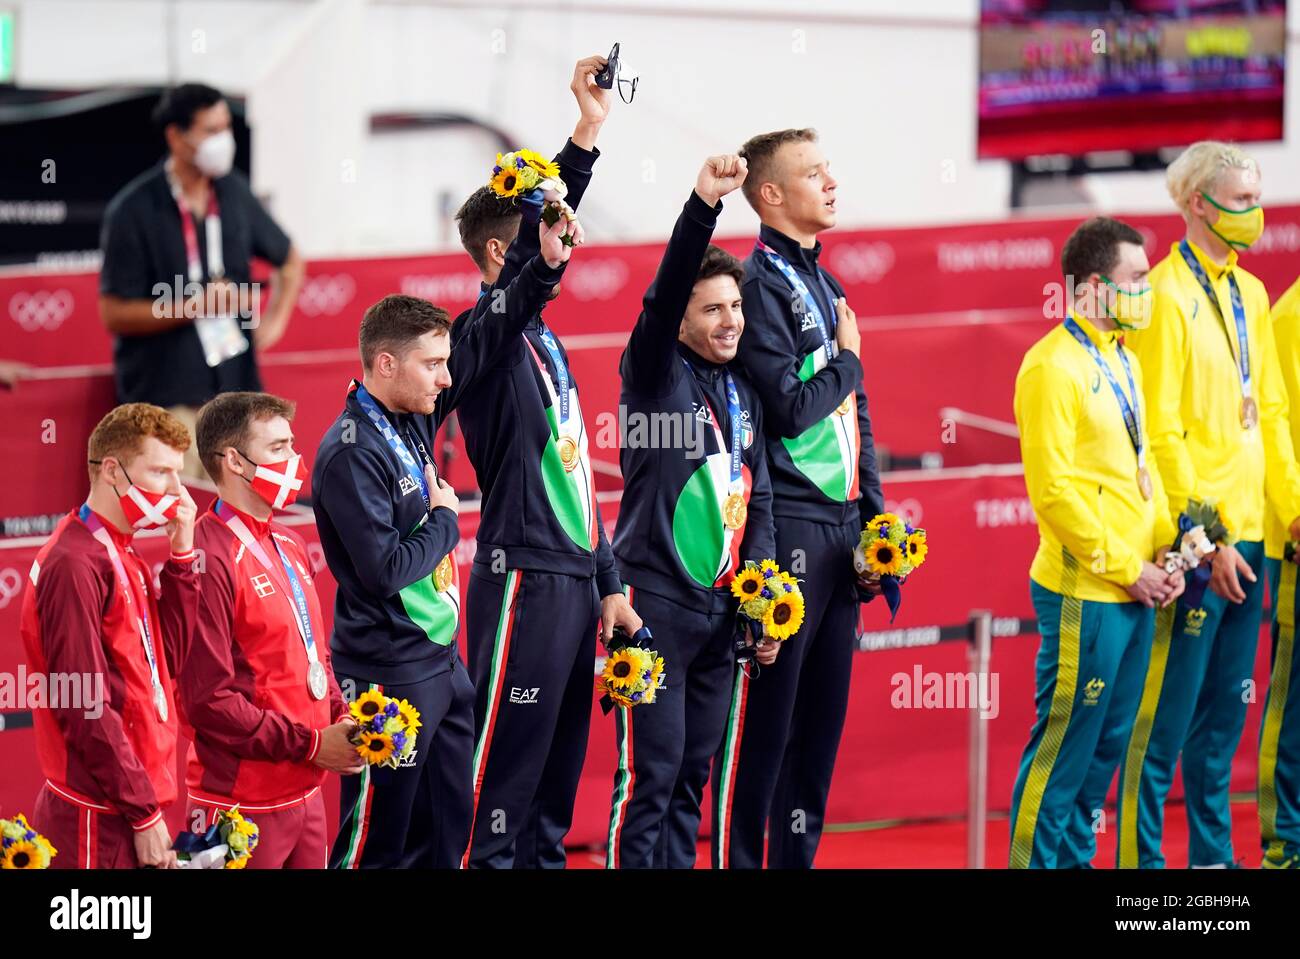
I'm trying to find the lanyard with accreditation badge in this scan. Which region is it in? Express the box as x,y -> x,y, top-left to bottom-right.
165,160 -> 248,368
1063,316 -> 1153,502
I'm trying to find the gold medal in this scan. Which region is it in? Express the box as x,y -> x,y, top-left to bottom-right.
1137,465 -> 1153,502
723,493 -> 747,531
434,554 -> 455,592
557,435 -> 579,472
1241,396 -> 1259,430
835,395 -> 853,417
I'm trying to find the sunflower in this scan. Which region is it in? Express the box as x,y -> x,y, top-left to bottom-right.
759,559 -> 780,575
490,164 -> 523,198
357,730 -> 395,765
648,655 -> 665,691
869,512 -> 901,536
777,571 -> 800,592
517,148 -> 560,179
2,840 -> 47,869
764,591 -> 806,641
396,698 -> 423,734
905,532 -> 928,568
225,855 -> 248,870
602,649 -> 642,691
731,567 -> 765,602
350,689 -> 387,725
865,538 -> 905,577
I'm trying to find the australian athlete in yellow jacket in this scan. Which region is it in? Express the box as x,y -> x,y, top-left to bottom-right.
1259,274 -> 1300,868
1119,140 -> 1300,869
1009,217 -> 1183,869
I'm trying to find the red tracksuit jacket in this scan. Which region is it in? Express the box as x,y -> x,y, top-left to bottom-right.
21,508 -> 197,830
179,503 -> 347,809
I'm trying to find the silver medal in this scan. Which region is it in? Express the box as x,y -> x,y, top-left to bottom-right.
308,661 -> 328,701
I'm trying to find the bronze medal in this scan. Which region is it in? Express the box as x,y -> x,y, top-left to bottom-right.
1241,396 -> 1259,430
1137,465 -> 1153,502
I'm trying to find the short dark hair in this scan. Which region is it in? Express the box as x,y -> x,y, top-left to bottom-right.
359,294 -> 451,370
737,128 -> 818,209
455,187 -> 522,272
152,83 -> 225,133
195,391 -> 296,481
1060,217 -> 1146,291
696,245 -> 744,289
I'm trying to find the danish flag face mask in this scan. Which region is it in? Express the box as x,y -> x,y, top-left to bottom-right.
109,465 -> 180,530
240,450 -> 307,510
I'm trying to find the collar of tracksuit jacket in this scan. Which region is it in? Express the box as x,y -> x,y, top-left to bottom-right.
738,222 -> 884,528
311,385 -> 461,686
612,337 -> 775,611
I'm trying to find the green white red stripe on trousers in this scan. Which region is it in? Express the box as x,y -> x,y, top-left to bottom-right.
337,682 -> 382,869
606,584 -> 636,868
714,664 -> 750,869
462,569 -> 522,868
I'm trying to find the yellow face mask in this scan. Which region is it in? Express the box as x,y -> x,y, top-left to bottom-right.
1101,276 -> 1153,331
1202,192 -> 1265,251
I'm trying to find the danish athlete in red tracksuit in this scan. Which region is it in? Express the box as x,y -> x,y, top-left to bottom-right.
178,392 -> 363,868
22,404 -> 198,869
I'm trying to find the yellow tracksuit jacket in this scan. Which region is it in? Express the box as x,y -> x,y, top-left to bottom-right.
1015,312 -> 1176,603
1266,275 -> 1300,560
1125,241 -> 1300,551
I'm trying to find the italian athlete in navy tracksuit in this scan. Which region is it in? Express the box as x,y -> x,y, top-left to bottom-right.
312,221 -> 574,868
452,57 -> 642,868
715,129 -> 884,869
606,157 -> 779,869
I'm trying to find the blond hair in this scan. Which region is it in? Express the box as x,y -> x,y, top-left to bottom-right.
1166,141 -> 1259,219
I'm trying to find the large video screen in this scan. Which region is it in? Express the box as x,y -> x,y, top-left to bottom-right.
977,0 -> 1287,160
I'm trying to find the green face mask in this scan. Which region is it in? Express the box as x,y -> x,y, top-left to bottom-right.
1101,276 -> 1153,331
1201,192 -> 1265,251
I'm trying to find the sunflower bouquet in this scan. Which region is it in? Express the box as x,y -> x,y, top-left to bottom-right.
174,807 -> 259,869
349,690 -> 423,769
597,627 -> 665,713
0,813 -> 56,869
487,148 -> 579,246
856,513 -> 928,622
731,560 -> 806,642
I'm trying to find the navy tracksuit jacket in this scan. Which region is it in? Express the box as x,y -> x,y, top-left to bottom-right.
712,222 -> 884,869
605,189 -> 776,868
453,138 -> 625,869
312,250 -> 566,868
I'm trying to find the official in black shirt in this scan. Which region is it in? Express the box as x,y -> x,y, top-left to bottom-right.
99,83 -> 304,477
